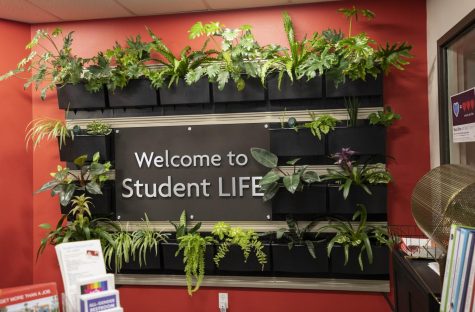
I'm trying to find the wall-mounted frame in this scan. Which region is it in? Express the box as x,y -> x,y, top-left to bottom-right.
438,8 -> 475,164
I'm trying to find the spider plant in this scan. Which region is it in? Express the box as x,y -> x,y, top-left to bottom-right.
132,213 -> 168,267
103,224 -> 134,273
25,117 -> 73,150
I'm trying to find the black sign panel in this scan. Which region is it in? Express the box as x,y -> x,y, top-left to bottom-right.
115,124 -> 271,221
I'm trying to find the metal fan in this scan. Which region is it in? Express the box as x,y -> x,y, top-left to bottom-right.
411,164 -> 475,252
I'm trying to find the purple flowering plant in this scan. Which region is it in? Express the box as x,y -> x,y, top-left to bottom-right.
322,147 -> 391,199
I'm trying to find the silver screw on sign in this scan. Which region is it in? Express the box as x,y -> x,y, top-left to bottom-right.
190,214 -> 194,220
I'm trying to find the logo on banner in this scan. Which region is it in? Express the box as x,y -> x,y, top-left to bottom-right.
453,102 -> 460,117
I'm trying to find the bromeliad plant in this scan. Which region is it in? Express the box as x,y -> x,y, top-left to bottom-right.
37,194 -> 117,260
250,147 -> 320,201
316,204 -> 392,271
212,222 -> 267,269
276,218 -> 321,258
323,148 -> 391,199
36,152 -> 111,206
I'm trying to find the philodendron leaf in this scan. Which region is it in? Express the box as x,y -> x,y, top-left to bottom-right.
286,158 -> 301,166
302,171 -> 320,184
86,181 -> 102,195
283,173 -> 301,194
36,180 -> 58,193
60,184 -> 76,206
263,182 -> 279,202
74,154 -> 88,167
250,148 -> 278,168
259,171 -> 280,186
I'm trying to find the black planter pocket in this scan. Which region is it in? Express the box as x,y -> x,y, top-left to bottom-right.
159,78 -> 210,105
272,243 -> 328,275
57,83 -> 106,110
61,181 -> 115,219
212,78 -> 265,103
59,134 -> 112,162
327,126 -> 386,156
325,75 -> 383,98
268,75 -> 323,101
327,184 -> 387,216
161,240 -> 215,273
122,249 -> 162,272
272,184 -> 327,216
216,244 -> 271,274
330,244 -> 389,276
108,78 -> 158,108
269,128 -> 325,158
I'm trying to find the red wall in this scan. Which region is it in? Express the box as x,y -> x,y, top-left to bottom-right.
0,19 -> 33,288
27,0 -> 428,311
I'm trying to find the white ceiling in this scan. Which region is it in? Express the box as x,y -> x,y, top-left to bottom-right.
0,0 -> 339,24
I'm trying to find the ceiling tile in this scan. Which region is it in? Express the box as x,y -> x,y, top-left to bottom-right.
0,0 -> 60,23
206,0 -> 288,10
27,0 -> 133,21
118,0 -> 207,15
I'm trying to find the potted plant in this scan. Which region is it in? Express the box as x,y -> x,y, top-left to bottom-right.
144,28 -> 214,106
324,6 -> 412,98
105,214 -> 169,273
272,218 -> 328,275
250,147 -> 325,216
103,223 -> 134,274
261,12 -> 324,101
0,28 -> 107,109
316,204 -> 392,276
170,211 -> 215,295
25,117 -> 73,151
212,222 -> 269,274
327,97 -> 388,156
323,148 -> 391,216
37,153 -> 113,218
38,194 -> 117,259
270,113 -> 337,158
162,211 -> 214,273
105,34 -> 158,108
188,22 -> 266,103
59,120 -> 113,162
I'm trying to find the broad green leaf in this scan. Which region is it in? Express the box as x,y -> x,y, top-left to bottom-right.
250,148 -> 278,168
286,158 -> 301,166
86,182 -> 102,195
302,171 -> 320,184
74,155 -> 88,167
283,173 -> 301,194
259,171 -> 280,186
263,182 -> 279,202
